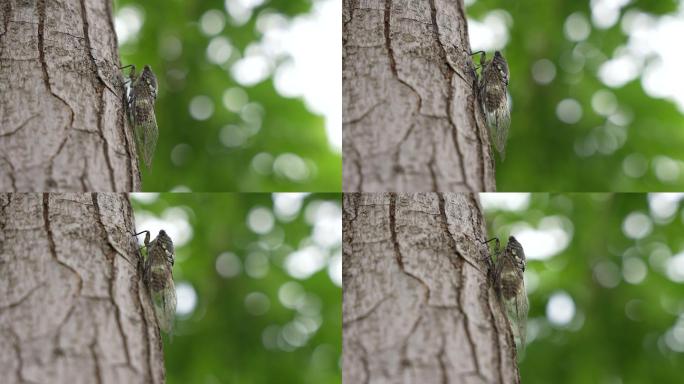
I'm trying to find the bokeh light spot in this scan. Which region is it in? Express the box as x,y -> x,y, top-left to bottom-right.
546,291 -> 575,327
564,12 -> 591,42
244,292 -> 270,315
531,59 -> 556,85
215,252 -> 242,278
247,206 -> 275,234
479,193 -> 530,211
176,281 -> 197,317
556,99 -> 583,124
189,95 -> 214,121
593,260 -> 621,288
222,87 -> 249,113
622,212 -> 652,239
622,257 -> 647,284
200,9 -> 226,36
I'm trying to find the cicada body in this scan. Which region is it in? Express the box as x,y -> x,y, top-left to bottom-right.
137,230 -> 176,333
478,51 -> 511,159
491,236 -> 528,350
126,65 -> 159,169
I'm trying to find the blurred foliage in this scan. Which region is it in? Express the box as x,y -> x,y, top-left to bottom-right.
131,193 -> 341,384
467,0 -> 684,191
115,0 -> 341,192
483,193 -> 684,384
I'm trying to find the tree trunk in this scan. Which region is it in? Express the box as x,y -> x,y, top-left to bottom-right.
342,193 -> 519,383
0,193 -> 164,383
0,0 -> 141,192
342,0 -> 495,192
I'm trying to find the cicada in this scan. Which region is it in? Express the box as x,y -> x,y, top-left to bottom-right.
474,51 -> 510,159
134,230 -> 176,333
486,236 -> 528,350
123,64 -> 159,169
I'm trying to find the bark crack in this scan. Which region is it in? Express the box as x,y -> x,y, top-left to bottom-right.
91,193 -> 133,369
346,141 -> 364,192
469,90 -> 491,190
344,101 -> 386,125
80,0 -> 117,96
458,261 -> 483,380
487,293 -> 505,384
0,114 -> 39,138
438,335 -> 448,384
45,135 -> 69,189
438,194 -> 487,275
389,194 -> 431,302
393,118 -> 417,177
384,0 -> 424,113
1,156 -> 17,191
37,0 -> 75,128
0,282 -> 46,310
80,1 -> 117,191
446,71 -> 472,191
399,313 -> 423,371
431,0 -> 479,191
428,140 -> 439,191
437,195 -> 484,380
42,193 -> 84,294
90,340 -> 103,384
80,157 -> 89,191
97,88 -> 117,190
343,294 -> 392,327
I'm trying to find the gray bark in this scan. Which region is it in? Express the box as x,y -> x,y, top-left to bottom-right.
0,0 -> 141,192
342,193 -> 519,383
342,0 -> 495,192
0,193 -> 164,384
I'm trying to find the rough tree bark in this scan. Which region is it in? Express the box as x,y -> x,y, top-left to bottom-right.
342,193 -> 519,383
0,0 -> 141,192
342,0 -> 495,192
0,193 -> 164,383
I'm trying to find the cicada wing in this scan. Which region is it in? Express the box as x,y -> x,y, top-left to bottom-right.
484,89 -> 510,160
133,97 -> 159,169
504,286 -> 528,351
516,287 -> 528,348
150,273 -> 175,334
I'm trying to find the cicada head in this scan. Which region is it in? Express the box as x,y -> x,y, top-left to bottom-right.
505,236 -> 526,272
492,51 -> 509,85
156,229 -> 175,266
141,65 -> 158,99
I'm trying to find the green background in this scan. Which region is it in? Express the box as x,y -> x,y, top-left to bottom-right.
115,0 -> 341,192
131,193 -> 341,383
467,0 -> 684,191
483,193 -> 684,383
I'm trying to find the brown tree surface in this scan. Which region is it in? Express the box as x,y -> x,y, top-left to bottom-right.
343,193 -> 519,383
0,0 -> 140,192
342,0 -> 495,192
0,193 -> 164,383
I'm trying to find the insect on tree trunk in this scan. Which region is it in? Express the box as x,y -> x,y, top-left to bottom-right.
342,193 -> 519,383
342,0 -> 495,192
0,193 -> 164,384
0,0 -> 141,192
